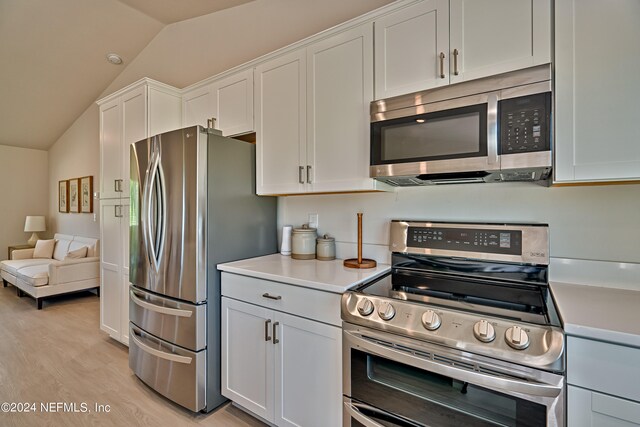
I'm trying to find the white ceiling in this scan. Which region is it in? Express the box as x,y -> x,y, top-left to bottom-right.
0,0 -> 253,150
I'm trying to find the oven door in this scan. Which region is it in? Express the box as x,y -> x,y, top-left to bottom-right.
343,324 -> 564,427
370,92 -> 499,180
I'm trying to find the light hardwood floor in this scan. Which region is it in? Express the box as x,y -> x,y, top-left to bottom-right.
0,285 -> 266,427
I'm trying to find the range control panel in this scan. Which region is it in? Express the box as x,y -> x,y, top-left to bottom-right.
499,92 -> 551,154
407,227 -> 522,255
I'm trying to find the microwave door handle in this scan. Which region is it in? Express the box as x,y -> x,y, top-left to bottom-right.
487,93 -> 499,168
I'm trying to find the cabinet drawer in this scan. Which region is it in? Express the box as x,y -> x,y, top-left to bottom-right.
221,273 -> 341,326
569,385 -> 640,427
567,336 -> 640,401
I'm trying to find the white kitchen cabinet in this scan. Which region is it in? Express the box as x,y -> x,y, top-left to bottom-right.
567,336 -> 640,426
221,273 -> 342,427
374,0 -> 449,99
97,79 -> 180,345
181,68 -> 254,136
373,0 -> 551,99
256,23 -> 389,195
554,0 -> 640,183
99,198 -> 130,345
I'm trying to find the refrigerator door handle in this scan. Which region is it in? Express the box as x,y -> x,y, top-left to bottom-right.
130,289 -> 193,318
130,329 -> 193,364
144,136 -> 167,273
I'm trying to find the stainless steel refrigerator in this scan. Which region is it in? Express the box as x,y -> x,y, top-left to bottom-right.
128,125 -> 277,412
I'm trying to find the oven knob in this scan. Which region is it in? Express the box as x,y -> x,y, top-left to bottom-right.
378,302 -> 396,321
421,310 -> 441,331
356,298 -> 374,317
505,326 -> 530,350
473,319 -> 496,343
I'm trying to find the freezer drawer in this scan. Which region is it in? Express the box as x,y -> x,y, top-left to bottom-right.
129,324 -> 206,412
129,286 -> 206,351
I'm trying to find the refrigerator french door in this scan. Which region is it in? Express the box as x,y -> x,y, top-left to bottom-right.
128,126 -> 277,412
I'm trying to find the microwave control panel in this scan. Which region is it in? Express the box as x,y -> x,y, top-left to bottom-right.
499,92 -> 551,154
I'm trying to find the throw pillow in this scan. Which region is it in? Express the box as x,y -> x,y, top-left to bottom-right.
65,246 -> 88,260
33,239 -> 55,259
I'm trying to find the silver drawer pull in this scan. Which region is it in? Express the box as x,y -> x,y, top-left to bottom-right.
130,290 -> 192,318
130,330 -> 192,364
262,293 -> 282,300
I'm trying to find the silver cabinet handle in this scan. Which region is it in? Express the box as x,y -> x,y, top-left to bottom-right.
439,52 -> 445,78
298,166 -> 305,184
130,329 -> 192,364
114,179 -> 123,192
262,293 -> 282,300
453,49 -> 459,75
114,205 -> 122,218
265,319 -> 272,342
306,165 -> 312,184
272,321 -> 280,344
130,290 -> 192,318
207,117 -> 217,129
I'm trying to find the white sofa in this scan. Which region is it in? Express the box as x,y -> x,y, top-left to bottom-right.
0,234 -> 99,309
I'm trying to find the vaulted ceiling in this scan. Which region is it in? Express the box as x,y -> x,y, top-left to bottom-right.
0,0 -> 253,150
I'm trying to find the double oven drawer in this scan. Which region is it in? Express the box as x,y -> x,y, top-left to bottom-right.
129,324 -> 206,412
129,286 -> 206,351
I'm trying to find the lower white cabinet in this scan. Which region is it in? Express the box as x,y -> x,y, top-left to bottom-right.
221,279 -> 342,427
99,198 -> 130,346
567,336 -> 640,426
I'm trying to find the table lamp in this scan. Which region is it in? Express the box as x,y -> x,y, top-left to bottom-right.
24,216 -> 46,246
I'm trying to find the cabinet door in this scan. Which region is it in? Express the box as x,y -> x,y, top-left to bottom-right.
307,23 -> 379,193
449,0 -> 551,84
221,298 -> 275,422
99,99 -> 122,199
212,69 -> 254,136
122,86 -> 147,198
100,199 -> 122,340
374,0 -> 449,99
555,0 -> 640,182
255,50 -> 307,195
568,386 -> 640,427
274,311 -> 342,427
182,85 -> 214,128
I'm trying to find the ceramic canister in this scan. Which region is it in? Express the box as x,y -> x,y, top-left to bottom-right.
316,234 -> 336,261
291,224 -> 317,260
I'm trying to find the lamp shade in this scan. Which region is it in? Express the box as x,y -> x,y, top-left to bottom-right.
24,216 -> 46,232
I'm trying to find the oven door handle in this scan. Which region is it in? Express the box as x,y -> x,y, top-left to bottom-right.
345,330 -> 563,399
344,401 -> 422,427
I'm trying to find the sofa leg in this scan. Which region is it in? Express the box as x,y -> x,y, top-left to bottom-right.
37,299 -> 42,310
16,288 -> 23,297
2,279 -> 7,288
95,287 -> 100,298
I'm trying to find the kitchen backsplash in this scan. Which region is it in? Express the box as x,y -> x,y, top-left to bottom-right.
277,182 -> 640,265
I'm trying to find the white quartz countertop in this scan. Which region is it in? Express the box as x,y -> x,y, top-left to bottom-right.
550,281 -> 640,348
218,253 -> 391,294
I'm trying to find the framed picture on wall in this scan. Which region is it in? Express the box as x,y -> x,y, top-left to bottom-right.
58,180 -> 69,213
69,178 -> 80,213
80,176 -> 94,213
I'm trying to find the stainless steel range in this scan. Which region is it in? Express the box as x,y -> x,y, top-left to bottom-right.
342,221 -> 565,427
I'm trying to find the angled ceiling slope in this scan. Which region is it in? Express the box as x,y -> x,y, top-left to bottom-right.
0,0 -> 252,150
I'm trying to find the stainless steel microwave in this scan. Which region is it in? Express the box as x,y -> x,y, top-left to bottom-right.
370,64 -> 553,185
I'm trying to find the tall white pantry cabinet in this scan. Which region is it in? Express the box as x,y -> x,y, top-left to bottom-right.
97,79 -> 181,345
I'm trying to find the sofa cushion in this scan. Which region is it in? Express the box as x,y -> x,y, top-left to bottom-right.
16,265 -> 49,287
33,240 -> 55,259
53,239 -> 72,261
65,246 -> 87,260
0,259 -> 52,275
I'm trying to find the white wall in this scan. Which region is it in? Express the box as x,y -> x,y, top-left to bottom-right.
48,105 -> 100,238
46,0 -> 393,236
278,183 -> 640,264
0,145 -> 49,258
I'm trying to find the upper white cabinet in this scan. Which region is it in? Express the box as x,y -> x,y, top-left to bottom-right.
97,79 -> 182,200
182,68 -> 254,137
256,22 -> 389,195
374,0 -> 551,99
554,0 -> 640,183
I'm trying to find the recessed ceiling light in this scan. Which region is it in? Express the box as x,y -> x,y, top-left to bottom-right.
106,53 -> 123,65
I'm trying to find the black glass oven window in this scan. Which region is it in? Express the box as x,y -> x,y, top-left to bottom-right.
349,349 -> 547,427
371,104 -> 487,165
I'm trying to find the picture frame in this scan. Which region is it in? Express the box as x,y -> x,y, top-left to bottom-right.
58,180 -> 69,213
80,176 -> 94,213
69,178 -> 80,213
